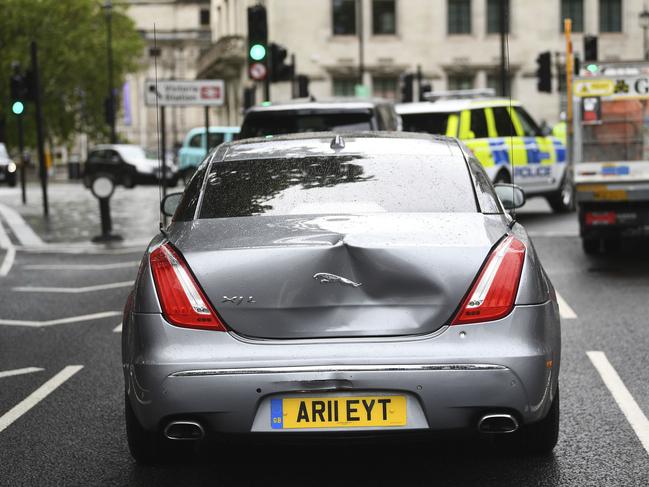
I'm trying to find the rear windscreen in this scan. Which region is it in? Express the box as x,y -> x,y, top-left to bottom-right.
199,155 -> 477,219
401,112 -> 453,136
240,111 -> 374,138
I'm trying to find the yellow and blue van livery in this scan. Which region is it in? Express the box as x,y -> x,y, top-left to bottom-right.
397,98 -> 573,213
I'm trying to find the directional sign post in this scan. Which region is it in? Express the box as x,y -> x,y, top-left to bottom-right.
145,79 -> 225,107
144,79 -> 225,226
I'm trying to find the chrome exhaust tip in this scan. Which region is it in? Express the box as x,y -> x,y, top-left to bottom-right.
164,420 -> 205,440
478,414 -> 519,434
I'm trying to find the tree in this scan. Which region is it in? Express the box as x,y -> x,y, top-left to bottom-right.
0,0 -> 143,148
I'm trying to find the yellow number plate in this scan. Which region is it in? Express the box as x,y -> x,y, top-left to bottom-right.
270,395 -> 407,429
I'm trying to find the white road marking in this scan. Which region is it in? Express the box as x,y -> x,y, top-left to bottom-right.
0,365 -> 83,434
0,203 -> 44,247
587,351 -> 649,455
0,311 -> 122,328
0,245 -> 15,277
113,323 -> 122,333
0,216 -> 15,277
0,216 -> 12,248
0,367 -> 44,379
23,261 -> 139,271
13,281 -> 133,293
556,291 -> 577,319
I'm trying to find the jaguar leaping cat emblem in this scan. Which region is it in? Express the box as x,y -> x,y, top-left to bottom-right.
313,273 -> 362,288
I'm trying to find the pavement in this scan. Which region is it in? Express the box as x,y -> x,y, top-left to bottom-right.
0,183 -> 647,486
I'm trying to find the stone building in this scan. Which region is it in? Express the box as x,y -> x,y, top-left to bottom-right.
119,0 -> 213,149
197,0 -> 648,126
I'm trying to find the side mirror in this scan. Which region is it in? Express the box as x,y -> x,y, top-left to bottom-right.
161,192 -> 183,218
494,183 -> 526,211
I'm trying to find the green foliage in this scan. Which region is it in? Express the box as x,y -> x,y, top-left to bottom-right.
0,0 -> 144,148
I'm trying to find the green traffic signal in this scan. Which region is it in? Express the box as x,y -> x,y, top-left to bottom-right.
12,101 -> 24,115
249,44 -> 266,61
586,64 -> 599,74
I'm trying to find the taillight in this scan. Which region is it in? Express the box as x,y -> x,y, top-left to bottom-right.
451,236 -> 526,325
149,243 -> 226,331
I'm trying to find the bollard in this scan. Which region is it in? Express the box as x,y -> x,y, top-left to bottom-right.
89,175 -> 123,243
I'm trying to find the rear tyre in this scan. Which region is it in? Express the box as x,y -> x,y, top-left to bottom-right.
125,396 -> 165,465
519,388 -> 560,456
546,173 -> 575,213
582,238 -> 600,255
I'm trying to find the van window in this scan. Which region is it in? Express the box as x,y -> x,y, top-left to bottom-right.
470,109 -> 489,138
401,112 -> 452,135
189,134 -> 203,148
492,107 -> 516,137
514,107 -> 541,137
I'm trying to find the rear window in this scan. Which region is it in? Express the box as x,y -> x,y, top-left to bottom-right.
199,154 -> 477,219
240,111 -> 374,138
401,112 -> 453,135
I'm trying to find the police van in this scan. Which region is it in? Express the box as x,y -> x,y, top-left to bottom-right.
397,91 -> 573,212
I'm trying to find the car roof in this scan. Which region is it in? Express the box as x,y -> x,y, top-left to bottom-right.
186,126 -> 240,136
245,98 -> 392,114
396,98 -> 522,114
91,144 -> 142,151
217,131 -> 462,162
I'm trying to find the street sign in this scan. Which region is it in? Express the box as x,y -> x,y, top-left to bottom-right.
574,79 -> 615,97
145,80 -> 225,107
249,62 -> 267,81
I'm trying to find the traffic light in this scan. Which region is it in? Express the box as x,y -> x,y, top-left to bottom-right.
297,75 -> 310,98
269,43 -> 294,82
10,64 -> 27,115
584,35 -> 598,63
419,82 -> 432,101
400,73 -> 414,102
536,52 -> 552,93
247,5 -> 268,81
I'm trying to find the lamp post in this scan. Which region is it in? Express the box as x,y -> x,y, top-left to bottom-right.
639,6 -> 649,61
103,0 -> 117,143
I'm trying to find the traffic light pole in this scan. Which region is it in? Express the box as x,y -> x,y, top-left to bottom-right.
16,115 -> 26,204
499,0 -> 507,97
31,41 -> 48,218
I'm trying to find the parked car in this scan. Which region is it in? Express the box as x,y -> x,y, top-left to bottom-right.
238,98 -> 402,139
0,143 -> 17,187
178,126 -> 240,181
123,132 -> 561,464
83,144 -> 178,189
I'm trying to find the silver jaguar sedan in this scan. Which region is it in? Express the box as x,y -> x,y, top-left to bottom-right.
122,132 -> 561,463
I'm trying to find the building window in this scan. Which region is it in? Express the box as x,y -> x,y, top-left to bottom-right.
373,76 -> 398,99
372,0 -> 396,35
200,8 -> 210,26
333,77 -> 357,97
333,0 -> 357,35
486,73 -> 513,95
599,0 -> 622,32
561,0 -> 583,32
448,0 -> 471,34
448,73 -> 474,90
487,0 -> 509,34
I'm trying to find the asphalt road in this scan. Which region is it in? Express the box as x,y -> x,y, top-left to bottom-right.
0,195 -> 648,486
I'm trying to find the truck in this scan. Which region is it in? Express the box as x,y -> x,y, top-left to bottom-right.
572,61 -> 649,254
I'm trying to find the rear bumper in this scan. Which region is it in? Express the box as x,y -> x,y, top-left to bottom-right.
123,301 -> 560,434
577,201 -> 649,239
